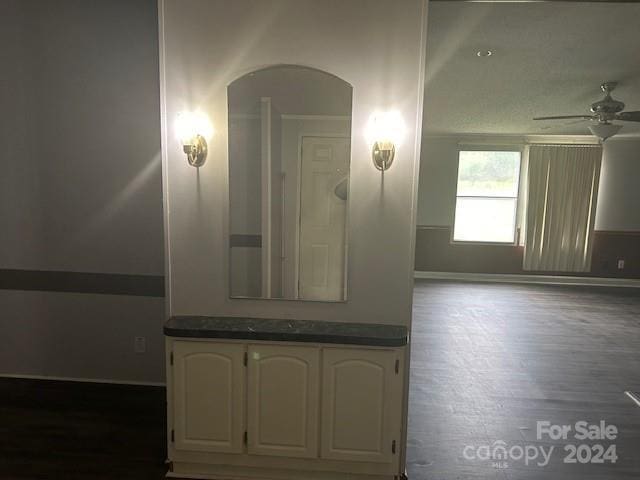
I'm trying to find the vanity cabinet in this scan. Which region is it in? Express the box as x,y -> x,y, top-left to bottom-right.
172,341 -> 245,454
165,317 -> 408,480
247,344 -> 320,458
321,348 -> 400,463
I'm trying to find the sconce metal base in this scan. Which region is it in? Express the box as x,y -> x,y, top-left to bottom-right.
372,141 -> 395,171
183,134 -> 208,167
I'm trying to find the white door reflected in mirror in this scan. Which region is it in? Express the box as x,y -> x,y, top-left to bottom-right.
228,65 -> 352,301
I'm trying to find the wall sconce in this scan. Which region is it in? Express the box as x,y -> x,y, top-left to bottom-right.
175,111 -> 214,167
365,111 -> 406,171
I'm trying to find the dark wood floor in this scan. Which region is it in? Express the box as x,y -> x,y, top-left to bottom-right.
408,280 -> 640,480
0,379 -> 167,479
2,281 -> 639,479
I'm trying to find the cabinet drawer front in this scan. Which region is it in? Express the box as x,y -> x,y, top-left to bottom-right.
321,348 -> 399,463
173,341 -> 245,453
247,345 -> 320,458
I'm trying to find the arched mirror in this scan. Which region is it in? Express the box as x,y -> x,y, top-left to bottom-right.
228,65 -> 352,301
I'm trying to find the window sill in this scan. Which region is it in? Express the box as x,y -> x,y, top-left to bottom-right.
450,240 -> 520,247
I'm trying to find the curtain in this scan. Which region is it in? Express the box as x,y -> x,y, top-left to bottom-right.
523,145 -> 602,272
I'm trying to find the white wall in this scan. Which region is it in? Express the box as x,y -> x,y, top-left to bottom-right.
418,135 -> 640,232
159,0 -> 428,326
0,0 -> 165,383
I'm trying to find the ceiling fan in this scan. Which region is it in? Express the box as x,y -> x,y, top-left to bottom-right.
533,82 -> 640,141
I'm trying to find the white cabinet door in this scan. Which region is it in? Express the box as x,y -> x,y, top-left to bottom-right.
247,345 -> 320,458
321,348 -> 400,463
172,341 -> 245,453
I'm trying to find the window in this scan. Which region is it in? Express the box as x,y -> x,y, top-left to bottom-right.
453,150 -> 522,243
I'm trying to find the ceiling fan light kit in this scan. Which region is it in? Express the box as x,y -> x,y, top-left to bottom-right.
533,82 -> 640,141
588,123 -> 623,142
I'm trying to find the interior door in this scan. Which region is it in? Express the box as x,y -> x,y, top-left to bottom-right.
247,344 -> 320,458
172,341 -> 245,453
321,348 -> 400,463
298,136 -> 349,301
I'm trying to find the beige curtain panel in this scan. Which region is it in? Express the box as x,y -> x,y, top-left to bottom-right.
523,144 -> 602,272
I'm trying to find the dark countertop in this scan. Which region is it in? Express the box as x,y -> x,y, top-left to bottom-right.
164,316 -> 407,347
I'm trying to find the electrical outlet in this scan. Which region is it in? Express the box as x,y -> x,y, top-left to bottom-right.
134,336 -> 146,354
617,259 -> 625,270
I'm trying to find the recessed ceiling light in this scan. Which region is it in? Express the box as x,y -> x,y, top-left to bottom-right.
477,50 -> 493,57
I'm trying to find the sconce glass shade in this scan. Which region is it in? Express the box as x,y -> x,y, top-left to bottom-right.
365,111 -> 405,171
175,110 -> 213,167
365,110 -> 406,147
589,123 -> 622,141
175,111 -> 214,142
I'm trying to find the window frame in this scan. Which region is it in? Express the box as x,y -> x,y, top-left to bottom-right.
451,145 -> 525,246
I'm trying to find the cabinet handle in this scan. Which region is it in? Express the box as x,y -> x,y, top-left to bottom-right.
392,440 -> 396,454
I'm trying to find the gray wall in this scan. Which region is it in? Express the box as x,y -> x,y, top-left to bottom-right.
594,139 -> 640,231
415,135 -> 640,277
416,137 -> 459,227
0,0 -> 165,383
418,136 -> 640,231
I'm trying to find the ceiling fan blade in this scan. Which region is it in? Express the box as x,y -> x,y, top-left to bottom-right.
538,118 -> 589,131
533,115 -> 595,121
616,111 -> 640,122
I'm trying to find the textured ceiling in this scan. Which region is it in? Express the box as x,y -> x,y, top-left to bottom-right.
423,2 -> 640,136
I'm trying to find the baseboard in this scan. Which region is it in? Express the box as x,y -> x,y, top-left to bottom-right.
168,462 -> 396,480
0,373 -> 166,387
414,271 -> 640,288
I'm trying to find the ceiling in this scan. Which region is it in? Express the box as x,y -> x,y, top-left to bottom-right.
422,2 -> 640,137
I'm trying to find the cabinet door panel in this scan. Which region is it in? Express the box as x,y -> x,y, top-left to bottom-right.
173,341 -> 244,453
248,345 -> 319,458
321,348 -> 399,463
